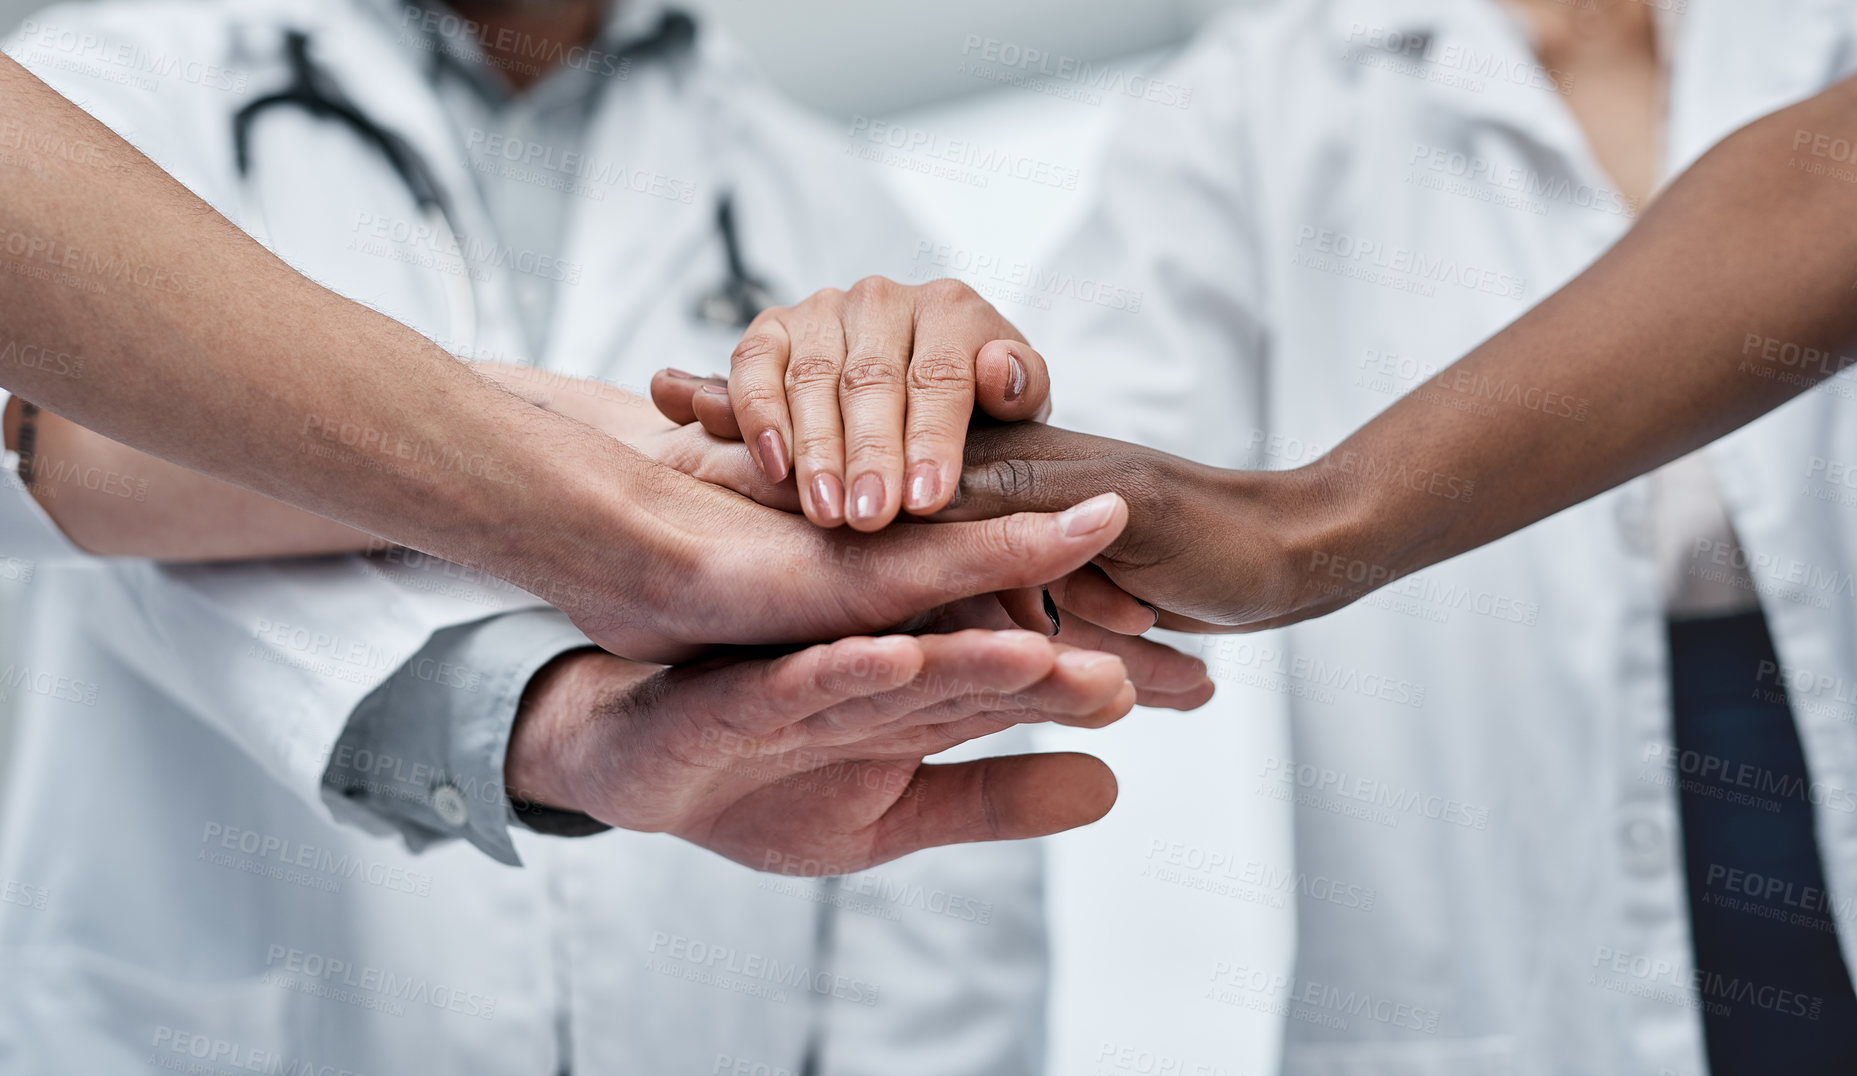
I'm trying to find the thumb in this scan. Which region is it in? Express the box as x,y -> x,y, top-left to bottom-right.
860,493 -> 1128,611
974,339 -> 1052,423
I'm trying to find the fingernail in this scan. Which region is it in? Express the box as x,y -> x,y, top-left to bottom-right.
755,428 -> 789,482
1042,587 -> 1061,635
1137,599 -> 1160,629
850,472 -> 886,524
811,473 -> 845,525
905,461 -> 941,512
1058,649 -> 1116,671
698,384 -> 728,398
1004,349 -> 1028,403
1057,493 -> 1118,538
664,368 -> 697,379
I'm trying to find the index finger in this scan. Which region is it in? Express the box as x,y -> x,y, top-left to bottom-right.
901,283 -> 1026,515
728,310 -> 796,482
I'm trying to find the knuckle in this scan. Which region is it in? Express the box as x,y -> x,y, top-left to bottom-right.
1105,454 -> 1166,517
844,429 -> 904,463
907,347 -> 974,394
846,275 -> 904,307
791,426 -> 845,464
986,512 -> 1036,565
985,458 -> 1044,502
730,331 -> 785,369
798,287 -> 847,311
786,353 -> 844,390
729,382 -> 787,419
920,276 -> 983,308
840,354 -> 905,394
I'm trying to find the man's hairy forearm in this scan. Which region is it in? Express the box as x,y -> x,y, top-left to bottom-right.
0,55 -> 646,583
1307,73 -> 1857,588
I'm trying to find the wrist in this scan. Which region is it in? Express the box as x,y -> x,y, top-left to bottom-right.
1278,446 -> 1440,608
474,413 -> 669,633
504,648 -> 642,818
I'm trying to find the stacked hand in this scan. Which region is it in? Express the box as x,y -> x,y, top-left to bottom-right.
649,278 -> 1369,640
504,598 -> 1209,874
484,346 -> 1217,869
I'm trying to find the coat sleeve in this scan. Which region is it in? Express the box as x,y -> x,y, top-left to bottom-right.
79,552 -> 546,812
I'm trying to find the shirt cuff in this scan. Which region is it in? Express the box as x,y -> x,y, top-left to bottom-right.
319,608 -> 596,866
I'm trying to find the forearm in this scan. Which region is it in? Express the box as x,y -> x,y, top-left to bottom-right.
0,56 -> 650,586
0,363 -> 672,561
2,396 -> 369,558
1305,73 -> 1857,592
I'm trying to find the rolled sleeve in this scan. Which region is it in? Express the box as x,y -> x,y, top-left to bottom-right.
320,608 -> 595,867
0,390 -> 94,567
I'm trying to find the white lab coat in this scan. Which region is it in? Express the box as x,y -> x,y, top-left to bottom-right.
0,2 -> 1045,1073
1032,0 -> 1857,1073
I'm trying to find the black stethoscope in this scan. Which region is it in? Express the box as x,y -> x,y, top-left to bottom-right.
231,12 -> 776,353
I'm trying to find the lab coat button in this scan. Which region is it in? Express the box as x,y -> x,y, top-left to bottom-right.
433,781 -> 469,828
1620,817 -> 1666,871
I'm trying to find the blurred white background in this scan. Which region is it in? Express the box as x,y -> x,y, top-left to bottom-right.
0,1 -> 1290,1073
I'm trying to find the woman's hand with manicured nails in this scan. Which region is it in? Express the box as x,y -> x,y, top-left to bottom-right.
686,277 -> 1050,531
